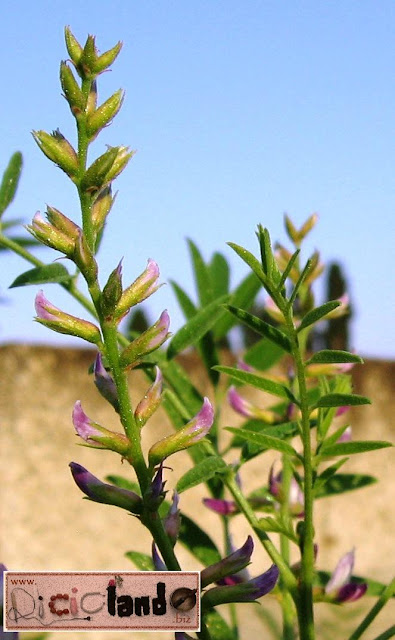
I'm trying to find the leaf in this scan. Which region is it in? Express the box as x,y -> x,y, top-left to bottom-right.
258,516 -> 298,542
243,338 -> 285,371
214,270 -> 261,340
176,456 -> 228,493
9,263 -> 71,288
170,279 -> 197,320
214,365 -> 297,403
298,300 -> 341,332
179,515 -> 221,565
315,473 -> 377,498
188,238 -> 214,306
203,609 -> 235,640
210,252 -> 230,299
314,393 -> 371,409
226,427 -> 297,456
0,235 -> 41,249
231,420 -> 301,450
0,151 -> 23,216
167,294 -> 229,359
225,305 -> 292,353
125,551 -> 154,571
307,350 -> 363,365
319,440 -> 392,457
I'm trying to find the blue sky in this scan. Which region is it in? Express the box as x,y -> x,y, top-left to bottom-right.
0,1 -> 394,357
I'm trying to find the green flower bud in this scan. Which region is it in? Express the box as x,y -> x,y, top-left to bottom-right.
73,230 -> 98,284
105,146 -> 135,182
32,129 -> 79,178
64,26 -> 83,67
27,212 -> 76,255
119,311 -> 170,369
86,80 -> 98,115
148,398 -> 214,467
77,34 -> 97,78
80,146 -> 119,194
101,261 -> 123,317
60,61 -> 84,115
46,205 -> 80,239
91,186 -> 116,234
86,89 -> 124,140
93,41 -> 123,74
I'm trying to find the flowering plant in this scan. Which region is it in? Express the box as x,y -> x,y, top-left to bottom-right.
0,27 -> 394,640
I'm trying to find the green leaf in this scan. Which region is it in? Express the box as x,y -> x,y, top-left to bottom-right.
214,365 -> 297,403
170,280 -> 197,320
203,609 -> 235,640
225,305 -> 292,353
314,393 -> 371,409
210,252 -> 230,298
315,473 -> 377,498
258,516 -> 298,542
179,515 -> 221,565
226,427 -> 297,456
0,152 -> 23,216
214,271 -> 261,340
307,350 -> 363,365
231,419 -> 301,449
0,235 -> 41,250
227,241 -> 267,284
244,338 -> 285,371
167,294 -> 229,359
9,263 -> 71,288
176,456 -> 228,493
298,300 -> 341,331
188,238 -> 214,306
125,551 -> 154,571
319,440 -> 392,457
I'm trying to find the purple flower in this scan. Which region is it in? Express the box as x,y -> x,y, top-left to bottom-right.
203,498 -> 238,516
93,352 -> 119,412
325,549 -> 367,603
72,401 -> 130,456
148,398 -> 214,466
202,564 -> 279,607
201,536 -> 254,588
34,291 -> 102,344
269,465 -> 304,517
69,462 -> 142,514
164,491 -> 181,544
151,543 -> 167,571
228,387 -> 278,423
116,259 -> 160,318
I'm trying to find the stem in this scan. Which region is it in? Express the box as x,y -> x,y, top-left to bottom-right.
285,310 -> 315,640
280,455 -> 297,640
347,577 -> 395,640
225,474 -> 298,599
77,77 -> 95,250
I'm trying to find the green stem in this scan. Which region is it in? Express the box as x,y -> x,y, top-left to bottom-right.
285,310 -> 315,640
77,77 -> 95,250
225,474 -> 298,599
280,455 -> 297,640
347,577 -> 395,640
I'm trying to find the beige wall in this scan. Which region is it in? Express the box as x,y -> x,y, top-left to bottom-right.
1,345 -> 394,639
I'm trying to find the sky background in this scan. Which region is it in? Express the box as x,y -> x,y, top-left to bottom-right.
0,1 -> 394,358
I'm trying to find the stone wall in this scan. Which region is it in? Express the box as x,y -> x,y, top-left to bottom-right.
1,345 -> 394,639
